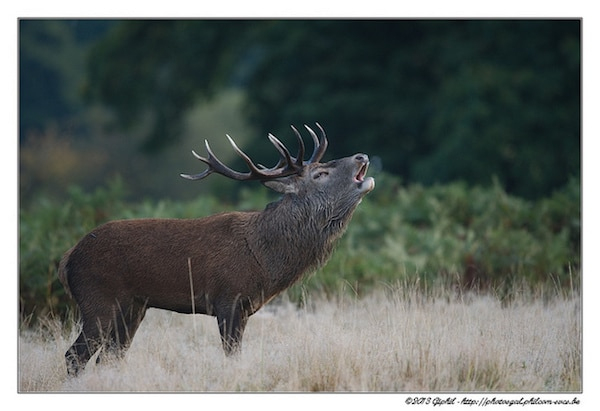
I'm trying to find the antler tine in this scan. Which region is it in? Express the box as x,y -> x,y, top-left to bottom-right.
225,134 -> 267,176
180,139 -> 257,181
267,133 -> 296,170
179,144 -> 216,180
290,125 -> 306,166
230,133 -> 305,177
305,122 -> 328,164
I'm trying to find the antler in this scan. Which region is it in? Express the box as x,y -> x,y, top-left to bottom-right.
181,123 -> 328,181
290,122 -> 328,165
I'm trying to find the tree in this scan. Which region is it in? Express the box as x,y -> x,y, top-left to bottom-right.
84,20 -> 251,152
20,20 -> 80,139
242,20 -> 580,198
84,20 -> 580,198
19,20 -> 113,140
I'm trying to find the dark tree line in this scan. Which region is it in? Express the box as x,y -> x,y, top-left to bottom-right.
21,20 -> 580,199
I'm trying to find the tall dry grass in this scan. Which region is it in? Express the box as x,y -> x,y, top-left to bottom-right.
18,286 -> 581,392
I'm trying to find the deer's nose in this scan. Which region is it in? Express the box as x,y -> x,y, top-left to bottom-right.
354,154 -> 369,163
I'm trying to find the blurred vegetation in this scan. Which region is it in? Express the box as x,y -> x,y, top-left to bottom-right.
19,20 -> 581,321
19,174 -> 580,321
20,20 -> 580,203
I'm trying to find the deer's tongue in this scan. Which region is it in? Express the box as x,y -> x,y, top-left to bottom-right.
354,163 -> 369,183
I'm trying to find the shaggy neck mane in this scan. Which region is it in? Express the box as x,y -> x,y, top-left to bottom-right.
249,193 -> 354,292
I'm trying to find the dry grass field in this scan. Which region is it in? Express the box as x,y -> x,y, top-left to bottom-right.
18,286 -> 581,392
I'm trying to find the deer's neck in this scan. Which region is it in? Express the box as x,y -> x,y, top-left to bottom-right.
249,194 -> 348,293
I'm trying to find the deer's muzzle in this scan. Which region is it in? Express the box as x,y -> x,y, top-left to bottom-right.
353,154 -> 375,193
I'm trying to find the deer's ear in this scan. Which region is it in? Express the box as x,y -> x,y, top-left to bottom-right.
262,177 -> 299,194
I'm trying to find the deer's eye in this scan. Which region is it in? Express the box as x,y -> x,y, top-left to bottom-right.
313,171 -> 329,179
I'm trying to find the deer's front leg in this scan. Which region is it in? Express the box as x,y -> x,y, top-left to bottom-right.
216,303 -> 249,356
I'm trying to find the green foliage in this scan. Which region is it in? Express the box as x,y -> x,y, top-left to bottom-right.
288,175 -> 581,303
19,20 -> 113,138
242,20 -> 580,200
84,20 -> 252,152
20,20 -> 80,136
19,176 -> 580,321
19,178 -> 126,319
19,20 -> 580,204
79,19 -> 580,199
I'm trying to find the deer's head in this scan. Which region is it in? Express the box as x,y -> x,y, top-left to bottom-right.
181,123 -> 374,222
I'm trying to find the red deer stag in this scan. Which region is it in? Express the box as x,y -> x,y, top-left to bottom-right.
59,123 -> 374,376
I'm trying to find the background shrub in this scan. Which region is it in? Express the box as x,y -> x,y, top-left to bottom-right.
19,174 -> 580,322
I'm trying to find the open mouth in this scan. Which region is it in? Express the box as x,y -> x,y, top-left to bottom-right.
354,162 -> 369,183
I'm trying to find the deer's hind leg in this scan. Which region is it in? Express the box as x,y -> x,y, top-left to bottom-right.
65,299 -> 147,376
95,299 -> 148,365
65,311 -> 112,376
